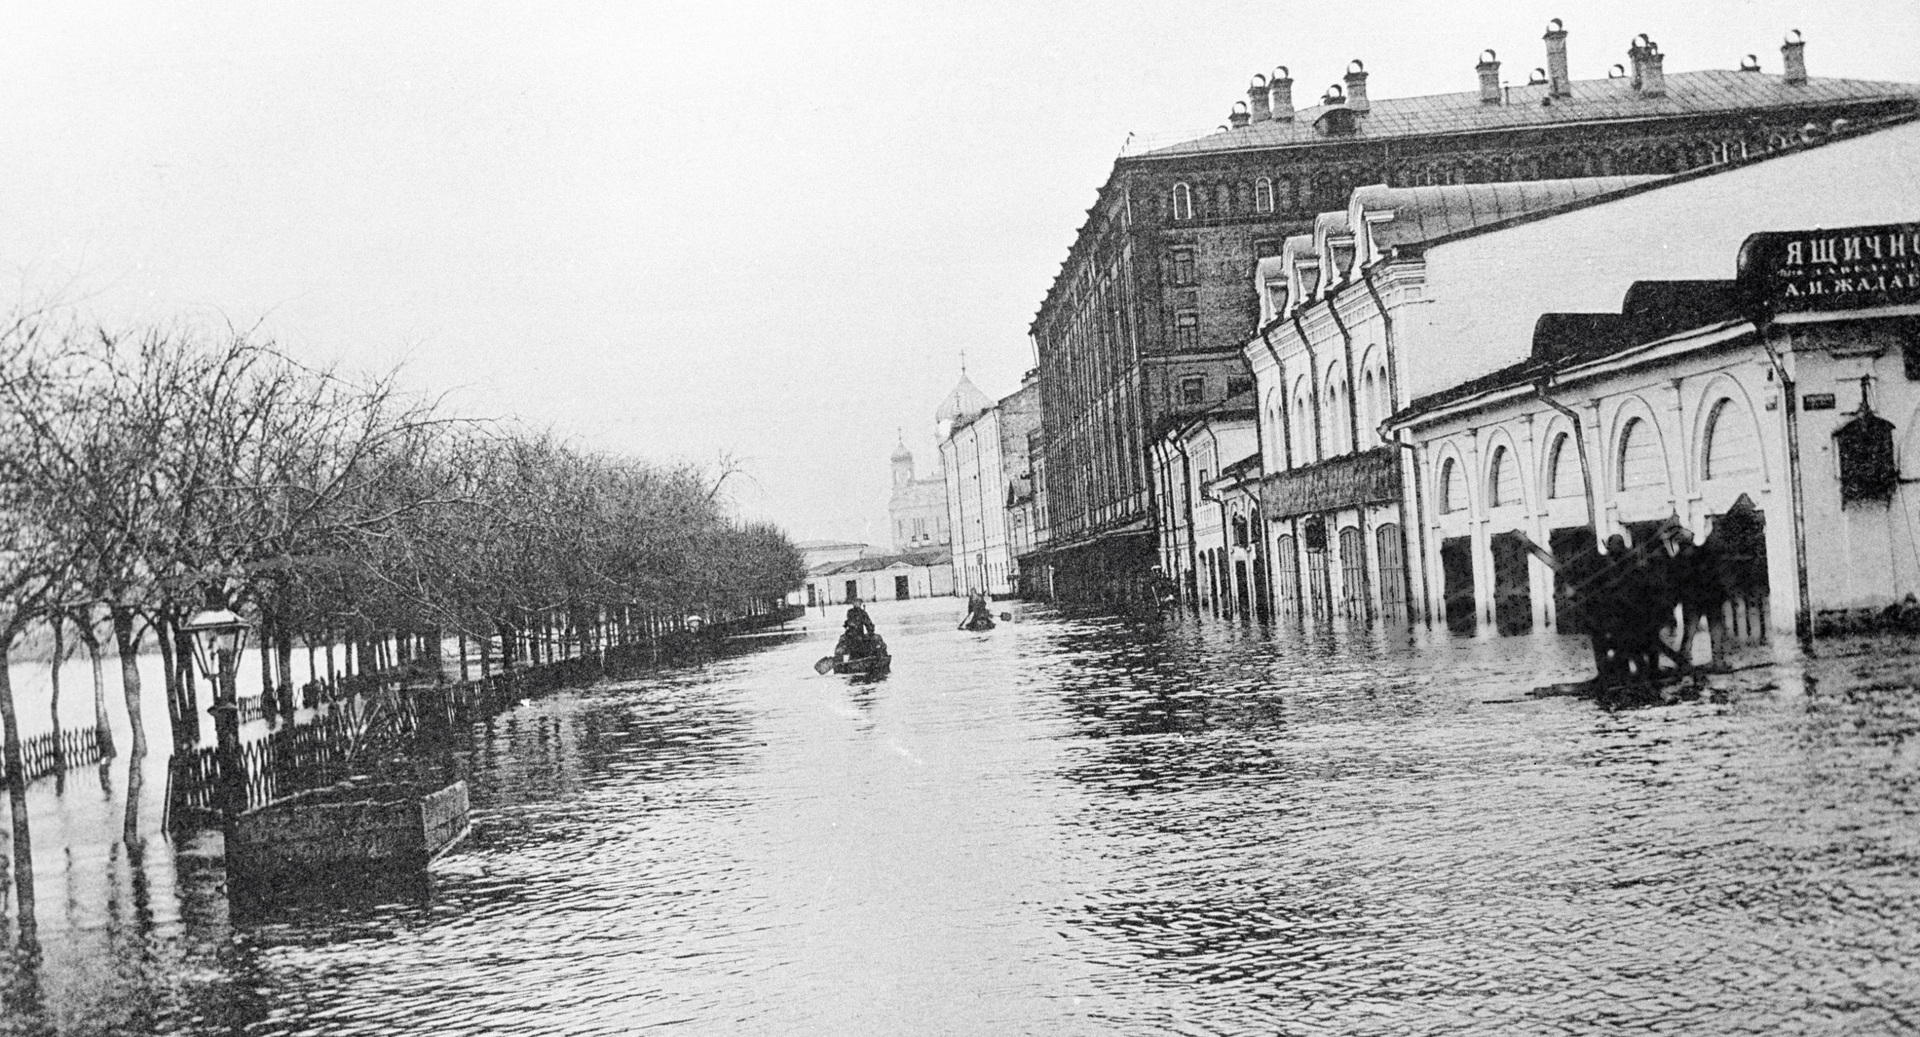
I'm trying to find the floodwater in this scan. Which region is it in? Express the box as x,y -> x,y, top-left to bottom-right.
4,596 -> 1920,1035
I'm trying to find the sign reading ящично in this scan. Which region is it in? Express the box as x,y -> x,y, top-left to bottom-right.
1738,221 -> 1920,313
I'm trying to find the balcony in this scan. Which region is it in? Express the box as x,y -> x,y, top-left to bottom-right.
1262,446 -> 1401,520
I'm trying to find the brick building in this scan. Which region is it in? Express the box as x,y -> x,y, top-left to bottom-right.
1028,24 -> 1920,602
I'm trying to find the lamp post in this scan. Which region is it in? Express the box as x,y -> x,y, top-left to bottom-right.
182,607 -> 251,817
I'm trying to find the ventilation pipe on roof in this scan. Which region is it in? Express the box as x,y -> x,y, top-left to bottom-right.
1781,30 -> 1807,84
1544,19 -> 1572,98
1248,74 -> 1272,122
1529,68 -> 1549,85
1739,54 -> 1761,72
1321,83 -> 1346,106
1477,50 -> 1502,104
1344,60 -> 1370,111
1628,34 -> 1666,97
1229,101 -> 1251,129
1608,63 -> 1626,79
1269,67 -> 1295,121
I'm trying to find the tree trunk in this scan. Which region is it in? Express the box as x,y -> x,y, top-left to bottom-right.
110,607 -> 148,759
0,642 -> 39,949
48,614 -> 65,752
78,616 -> 116,759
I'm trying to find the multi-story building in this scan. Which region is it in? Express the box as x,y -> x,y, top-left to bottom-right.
940,371 -> 1043,597
888,439 -> 950,553
1150,399 -> 1259,617
1029,24 -> 1920,603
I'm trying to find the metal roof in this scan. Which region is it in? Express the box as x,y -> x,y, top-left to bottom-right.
1140,70 -> 1920,159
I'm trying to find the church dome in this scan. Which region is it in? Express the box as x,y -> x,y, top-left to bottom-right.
891,438 -> 913,463
935,374 -> 993,426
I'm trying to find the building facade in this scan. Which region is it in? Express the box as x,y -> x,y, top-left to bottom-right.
1384,117 -> 1920,650
888,440 -> 950,553
1030,25 -> 1920,602
1151,402 -> 1260,619
940,372 -> 1043,598
806,550 -> 957,607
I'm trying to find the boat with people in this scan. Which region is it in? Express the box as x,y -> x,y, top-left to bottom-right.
958,591 -> 996,631
815,601 -> 892,676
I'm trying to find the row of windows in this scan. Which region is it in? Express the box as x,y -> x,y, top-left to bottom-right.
1270,361 -> 1393,467
1435,400 -> 1762,515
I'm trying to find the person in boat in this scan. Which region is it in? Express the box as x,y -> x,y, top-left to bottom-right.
835,602 -> 881,663
959,591 -> 995,630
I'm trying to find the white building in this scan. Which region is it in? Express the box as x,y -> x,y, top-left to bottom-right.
938,370 -> 1041,598
1150,401 -> 1259,617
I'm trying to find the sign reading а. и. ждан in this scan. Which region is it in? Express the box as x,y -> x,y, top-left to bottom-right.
1738,221 -> 1920,313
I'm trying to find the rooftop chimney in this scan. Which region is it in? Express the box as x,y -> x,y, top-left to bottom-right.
1321,83 -> 1346,106
1344,60 -> 1370,111
1544,18 -> 1572,98
1477,49 -> 1502,104
1269,67 -> 1295,121
1229,101 -> 1251,129
1248,74 -> 1272,121
1628,34 -> 1665,97
1782,30 -> 1807,84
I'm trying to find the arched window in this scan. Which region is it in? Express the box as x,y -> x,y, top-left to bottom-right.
1703,397 -> 1760,480
1172,183 -> 1193,221
1547,433 -> 1583,498
1216,183 -> 1231,215
1255,177 -> 1275,213
1360,369 -> 1377,432
1488,445 -> 1518,507
1293,387 -> 1314,465
1618,417 -> 1666,492
1439,457 -> 1465,514
1327,382 -> 1345,454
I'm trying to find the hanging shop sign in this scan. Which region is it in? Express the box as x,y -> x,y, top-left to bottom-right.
1738,221 -> 1920,314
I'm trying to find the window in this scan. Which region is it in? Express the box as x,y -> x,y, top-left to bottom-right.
1703,398 -> 1760,480
1266,284 -> 1288,318
1488,445 -> 1518,507
1439,458 -> 1466,514
1172,183 -> 1193,221
1215,183 -> 1231,215
1174,311 -> 1199,351
1547,433 -> 1583,498
1255,177 -> 1275,213
1180,376 -> 1206,406
1618,417 -> 1666,493
1171,249 -> 1195,285
1227,376 -> 1253,397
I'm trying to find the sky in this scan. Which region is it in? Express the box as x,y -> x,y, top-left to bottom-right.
2,2 -> 1918,545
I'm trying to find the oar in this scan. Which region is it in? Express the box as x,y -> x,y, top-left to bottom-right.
813,656 -> 835,675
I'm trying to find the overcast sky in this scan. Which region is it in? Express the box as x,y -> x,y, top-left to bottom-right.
3,1 -> 1917,544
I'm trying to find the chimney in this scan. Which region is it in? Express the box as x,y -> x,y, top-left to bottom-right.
1544,18 -> 1571,98
1229,101 -> 1251,129
1344,60 -> 1370,111
1782,29 -> 1807,84
1477,50 -> 1502,104
1321,83 -> 1346,106
1628,34 -> 1665,97
1248,74 -> 1272,121
1269,67 -> 1295,121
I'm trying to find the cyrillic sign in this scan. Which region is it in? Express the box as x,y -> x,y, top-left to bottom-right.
1738,221 -> 1920,313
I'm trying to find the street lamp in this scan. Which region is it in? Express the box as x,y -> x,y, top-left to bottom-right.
181,607 -> 251,817
181,608 -> 250,682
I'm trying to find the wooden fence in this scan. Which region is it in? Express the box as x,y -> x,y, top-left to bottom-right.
165,607 -> 804,827
2,725 -> 112,784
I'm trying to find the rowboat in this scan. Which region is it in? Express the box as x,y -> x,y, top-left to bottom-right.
226,778 -> 470,884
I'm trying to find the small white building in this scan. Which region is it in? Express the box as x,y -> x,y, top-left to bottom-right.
809,550 -> 956,605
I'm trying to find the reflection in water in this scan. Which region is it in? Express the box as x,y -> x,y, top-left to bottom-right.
3,603 -> 1920,1034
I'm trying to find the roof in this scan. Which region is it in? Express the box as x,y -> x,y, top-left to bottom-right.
935,374 -> 993,425
1353,177 -> 1661,252
818,549 -> 952,576
1141,70 -> 1920,158
1392,278 -> 1748,424
795,539 -> 868,550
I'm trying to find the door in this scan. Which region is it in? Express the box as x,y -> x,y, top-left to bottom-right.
1549,526 -> 1596,633
1441,536 -> 1475,633
1375,524 -> 1409,623
1275,535 -> 1301,618
895,575 -> 911,600
1233,559 -> 1250,619
1338,526 -> 1369,621
845,579 -> 858,602
1490,531 -> 1534,634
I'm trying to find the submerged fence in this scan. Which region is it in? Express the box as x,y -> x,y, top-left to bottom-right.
165,608 -> 803,826
2,725 -> 112,784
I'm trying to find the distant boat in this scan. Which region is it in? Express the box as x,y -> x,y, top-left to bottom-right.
959,613 -> 996,632
814,634 -> 891,676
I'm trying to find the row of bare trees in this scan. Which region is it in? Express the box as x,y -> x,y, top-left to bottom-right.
0,313 -> 805,775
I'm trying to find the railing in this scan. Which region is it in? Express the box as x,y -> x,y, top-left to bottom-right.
2,725 -> 112,784
164,607 -> 805,827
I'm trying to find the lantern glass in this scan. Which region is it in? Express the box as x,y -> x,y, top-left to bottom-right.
181,608 -> 250,679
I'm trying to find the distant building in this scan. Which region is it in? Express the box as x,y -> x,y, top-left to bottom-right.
807,550 -> 955,606
940,371 -> 1042,597
1029,24 -> 1920,603
795,539 -> 872,573
888,438 -> 950,553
